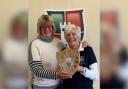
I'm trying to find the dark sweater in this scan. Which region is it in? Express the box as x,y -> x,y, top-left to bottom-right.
62,46 -> 97,89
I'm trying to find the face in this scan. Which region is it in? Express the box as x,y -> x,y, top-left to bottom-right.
41,26 -> 53,38
14,22 -> 27,39
66,28 -> 80,49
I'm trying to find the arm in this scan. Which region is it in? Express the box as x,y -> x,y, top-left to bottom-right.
76,63 -> 99,80
77,46 -> 99,80
28,41 -> 71,79
28,42 -> 57,79
29,60 -> 57,79
83,63 -> 99,80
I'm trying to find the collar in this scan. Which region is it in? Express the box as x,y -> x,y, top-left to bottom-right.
38,36 -> 54,43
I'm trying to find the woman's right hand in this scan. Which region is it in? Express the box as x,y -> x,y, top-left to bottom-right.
57,71 -> 72,79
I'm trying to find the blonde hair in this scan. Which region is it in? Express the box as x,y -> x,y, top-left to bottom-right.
37,15 -> 56,36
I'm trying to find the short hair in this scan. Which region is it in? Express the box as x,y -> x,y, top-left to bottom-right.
64,24 -> 81,40
37,15 -> 55,36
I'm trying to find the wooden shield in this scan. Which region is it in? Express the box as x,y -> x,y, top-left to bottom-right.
56,47 -> 80,76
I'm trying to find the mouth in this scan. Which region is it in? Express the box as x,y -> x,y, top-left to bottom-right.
43,30 -> 52,37
44,31 -> 50,35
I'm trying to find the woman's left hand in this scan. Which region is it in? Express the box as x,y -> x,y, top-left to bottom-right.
76,66 -> 84,73
82,40 -> 88,48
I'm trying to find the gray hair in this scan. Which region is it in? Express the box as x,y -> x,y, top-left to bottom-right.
64,24 -> 81,40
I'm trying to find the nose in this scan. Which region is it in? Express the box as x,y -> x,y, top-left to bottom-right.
68,34 -> 73,39
45,27 -> 50,32
46,27 -> 49,31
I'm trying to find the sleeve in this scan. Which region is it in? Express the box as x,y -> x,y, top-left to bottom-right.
28,41 -> 57,79
82,63 -> 99,80
82,46 -> 99,80
85,46 -> 97,65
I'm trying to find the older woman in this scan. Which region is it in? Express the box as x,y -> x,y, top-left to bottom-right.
62,24 -> 99,89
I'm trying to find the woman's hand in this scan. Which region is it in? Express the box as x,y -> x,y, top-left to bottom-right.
57,71 -> 72,79
82,40 -> 88,48
76,66 -> 84,73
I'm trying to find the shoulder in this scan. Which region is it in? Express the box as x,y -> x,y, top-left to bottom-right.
84,46 -> 93,52
31,38 -> 40,44
84,46 -> 93,49
29,38 -> 40,48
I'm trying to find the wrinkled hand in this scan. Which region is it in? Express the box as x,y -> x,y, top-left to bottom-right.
76,66 -> 84,73
57,71 -> 72,79
82,40 -> 88,48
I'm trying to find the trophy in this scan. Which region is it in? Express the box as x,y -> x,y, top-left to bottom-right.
56,47 -> 80,76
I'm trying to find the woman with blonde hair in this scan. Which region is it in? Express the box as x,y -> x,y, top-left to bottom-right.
29,15 -> 72,89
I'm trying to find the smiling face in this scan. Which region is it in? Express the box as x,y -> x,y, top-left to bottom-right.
65,28 -> 80,49
40,25 -> 53,38
37,15 -> 55,38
